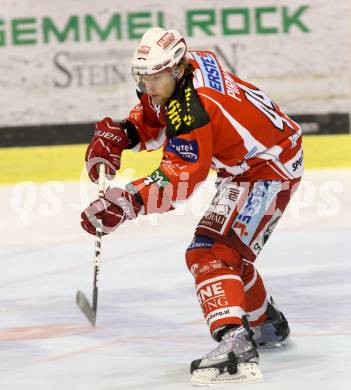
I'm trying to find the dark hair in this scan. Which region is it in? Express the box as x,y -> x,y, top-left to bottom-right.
179,58 -> 194,77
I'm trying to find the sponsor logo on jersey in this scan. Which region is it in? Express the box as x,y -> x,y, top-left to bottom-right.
250,208 -> 283,256
188,235 -> 214,250
197,281 -> 229,319
166,87 -> 195,132
167,99 -> 182,131
190,259 -> 226,279
198,281 -> 225,304
209,185 -> 242,216
165,138 -> 199,162
198,182 -> 243,234
165,77 -> 210,137
193,52 -> 225,94
232,181 -> 281,245
292,151 -> 304,172
206,308 -> 230,325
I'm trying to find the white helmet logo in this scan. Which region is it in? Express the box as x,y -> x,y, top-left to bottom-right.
157,32 -> 176,50
138,46 -> 151,55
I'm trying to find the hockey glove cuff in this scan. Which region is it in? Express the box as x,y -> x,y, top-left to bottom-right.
85,117 -> 130,182
81,187 -> 142,236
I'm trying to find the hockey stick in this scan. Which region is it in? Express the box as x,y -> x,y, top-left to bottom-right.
76,164 -> 106,326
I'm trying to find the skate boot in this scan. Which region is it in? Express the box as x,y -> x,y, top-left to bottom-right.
252,297 -> 290,349
190,319 -> 263,385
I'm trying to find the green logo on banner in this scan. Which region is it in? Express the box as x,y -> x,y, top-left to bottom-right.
0,6 -> 309,47
186,6 -> 310,36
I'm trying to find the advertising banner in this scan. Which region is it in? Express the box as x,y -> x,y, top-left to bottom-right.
0,0 -> 350,131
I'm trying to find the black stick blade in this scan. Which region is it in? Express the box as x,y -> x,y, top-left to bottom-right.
76,290 -> 96,326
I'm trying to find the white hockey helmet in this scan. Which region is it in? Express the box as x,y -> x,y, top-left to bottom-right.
132,27 -> 187,76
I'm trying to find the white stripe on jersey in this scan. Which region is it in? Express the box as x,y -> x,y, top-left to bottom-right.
266,161 -> 291,180
247,298 -> 269,321
211,156 -> 250,176
144,127 -> 167,151
288,126 -> 302,148
198,93 -> 267,156
206,306 -> 246,327
256,146 -> 293,179
244,267 -> 258,292
198,93 -> 303,180
192,68 -> 204,89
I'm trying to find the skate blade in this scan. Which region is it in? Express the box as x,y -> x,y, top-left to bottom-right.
258,336 -> 292,350
191,363 -> 263,385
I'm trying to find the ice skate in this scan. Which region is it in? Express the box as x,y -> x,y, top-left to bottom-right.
190,323 -> 263,385
253,297 -> 290,349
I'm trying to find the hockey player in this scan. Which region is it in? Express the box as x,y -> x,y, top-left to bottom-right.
81,27 -> 303,384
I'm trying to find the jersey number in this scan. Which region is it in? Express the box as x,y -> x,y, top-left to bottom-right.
242,86 -> 294,131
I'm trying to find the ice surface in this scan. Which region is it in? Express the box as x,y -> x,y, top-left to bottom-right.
1,169 -> 350,389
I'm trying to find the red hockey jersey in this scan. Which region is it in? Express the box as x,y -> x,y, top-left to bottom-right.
124,51 -> 303,213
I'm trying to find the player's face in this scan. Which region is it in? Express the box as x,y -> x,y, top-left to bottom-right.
140,70 -> 176,106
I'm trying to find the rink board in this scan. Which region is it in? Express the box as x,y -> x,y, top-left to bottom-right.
0,134 -> 350,184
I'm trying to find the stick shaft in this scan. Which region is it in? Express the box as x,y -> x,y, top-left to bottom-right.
92,164 -> 105,311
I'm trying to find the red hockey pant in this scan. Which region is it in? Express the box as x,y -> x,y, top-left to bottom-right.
186,178 -> 300,336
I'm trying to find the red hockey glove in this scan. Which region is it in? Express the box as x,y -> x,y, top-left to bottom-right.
85,117 -> 129,182
81,187 -> 142,236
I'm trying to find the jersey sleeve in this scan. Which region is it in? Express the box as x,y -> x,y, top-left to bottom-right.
126,123 -> 213,214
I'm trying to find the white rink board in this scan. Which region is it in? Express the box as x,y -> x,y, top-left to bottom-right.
0,169 -> 351,389
0,0 -> 350,127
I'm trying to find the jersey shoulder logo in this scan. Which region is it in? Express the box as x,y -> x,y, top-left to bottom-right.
192,51 -> 225,94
